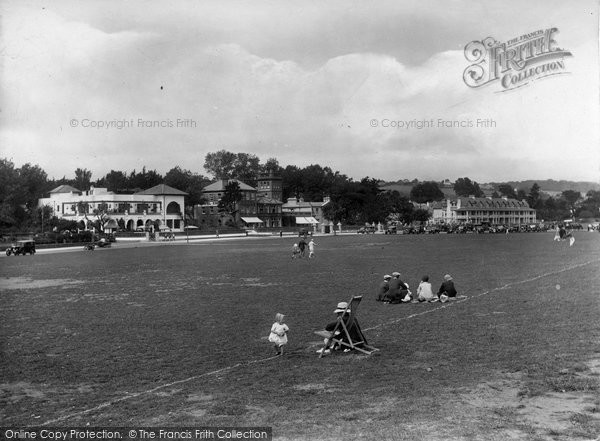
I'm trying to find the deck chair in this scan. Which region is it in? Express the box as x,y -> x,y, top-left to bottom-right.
315,295 -> 378,358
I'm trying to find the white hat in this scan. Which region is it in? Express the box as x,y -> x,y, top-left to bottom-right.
392,272 -> 401,277
440,294 -> 449,303
383,274 -> 392,280
334,302 -> 349,313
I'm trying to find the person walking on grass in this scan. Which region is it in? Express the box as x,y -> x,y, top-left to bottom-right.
298,237 -> 307,258
308,238 -> 316,258
268,313 -> 289,356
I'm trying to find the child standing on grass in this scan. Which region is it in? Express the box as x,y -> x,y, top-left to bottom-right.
268,313 -> 289,355
292,243 -> 300,259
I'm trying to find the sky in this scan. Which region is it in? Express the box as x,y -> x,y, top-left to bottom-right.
1,0 -> 599,184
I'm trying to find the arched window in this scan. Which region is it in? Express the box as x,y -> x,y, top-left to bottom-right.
167,201 -> 180,214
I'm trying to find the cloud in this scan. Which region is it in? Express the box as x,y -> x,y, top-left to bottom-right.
1,1 -> 598,183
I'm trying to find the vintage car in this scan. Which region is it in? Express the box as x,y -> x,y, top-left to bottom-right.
5,240 -> 36,256
83,238 -> 112,251
357,226 -> 376,234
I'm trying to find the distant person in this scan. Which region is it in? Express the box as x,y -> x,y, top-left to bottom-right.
268,313 -> 289,356
291,243 -> 300,259
553,225 -> 561,241
308,239 -> 316,258
437,274 -> 458,302
298,237 -> 307,258
377,275 -> 392,301
417,275 -> 435,302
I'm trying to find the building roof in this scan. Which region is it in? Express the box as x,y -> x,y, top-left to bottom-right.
282,198 -> 327,209
50,185 -> 81,194
257,196 -> 282,204
203,179 -> 256,192
457,197 -> 531,209
134,184 -> 188,196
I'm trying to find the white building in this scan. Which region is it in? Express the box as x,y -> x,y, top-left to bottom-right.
431,197 -> 537,225
38,184 -> 187,232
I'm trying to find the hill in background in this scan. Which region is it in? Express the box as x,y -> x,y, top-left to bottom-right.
380,179 -> 600,198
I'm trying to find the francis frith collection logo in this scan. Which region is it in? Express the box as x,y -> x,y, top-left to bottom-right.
463,28 -> 572,91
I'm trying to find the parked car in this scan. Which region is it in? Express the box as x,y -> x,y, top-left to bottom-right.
5,240 -> 36,256
298,228 -> 312,237
357,226 -> 376,234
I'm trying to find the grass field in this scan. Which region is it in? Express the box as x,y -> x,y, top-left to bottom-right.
1,232 -> 600,440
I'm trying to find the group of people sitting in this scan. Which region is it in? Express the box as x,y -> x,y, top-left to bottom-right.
376,272 -> 459,303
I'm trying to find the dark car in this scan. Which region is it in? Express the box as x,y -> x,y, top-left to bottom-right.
385,225 -> 397,234
298,228 -> 312,237
357,226 -> 376,234
6,240 -> 36,256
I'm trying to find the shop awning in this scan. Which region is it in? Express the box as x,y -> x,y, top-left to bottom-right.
241,217 -> 264,223
296,216 -> 319,224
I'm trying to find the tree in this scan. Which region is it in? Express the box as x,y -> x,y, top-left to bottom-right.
218,181 -> 242,215
527,183 -> 542,209
204,150 -> 238,179
453,177 -> 484,197
0,159 -> 25,228
577,190 -> 600,218
409,181 -> 444,203
231,152 -> 261,183
261,157 -> 283,175
74,168 -> 92,191
99,170 -> 127,192
411,208 -> 432,224
561,190 -> 581,212
128,167 -> 163,190
164,166 -> 209,206
498,184 -> 517,199
19,163 -> 48,212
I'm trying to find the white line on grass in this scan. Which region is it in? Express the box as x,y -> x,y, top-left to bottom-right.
41,355 -> 281,426
363,258 -> 599,332
41,258 -> 598,425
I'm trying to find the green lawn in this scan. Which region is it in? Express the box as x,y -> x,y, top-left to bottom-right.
1,232 -> 599,440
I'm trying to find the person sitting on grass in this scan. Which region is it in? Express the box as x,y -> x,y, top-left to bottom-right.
316,301 -> 362,355
436,274 -> 458,302
376,274 -> 392,301
386,272 -> 410,304
417,275 -> 435,302
268,313 -> 289,356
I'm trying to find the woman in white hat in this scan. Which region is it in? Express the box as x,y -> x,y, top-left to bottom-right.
317,301 -> 352,354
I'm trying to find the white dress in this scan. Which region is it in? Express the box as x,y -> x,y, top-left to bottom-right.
417,281 -> 434,301
269,322 -> 289,346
